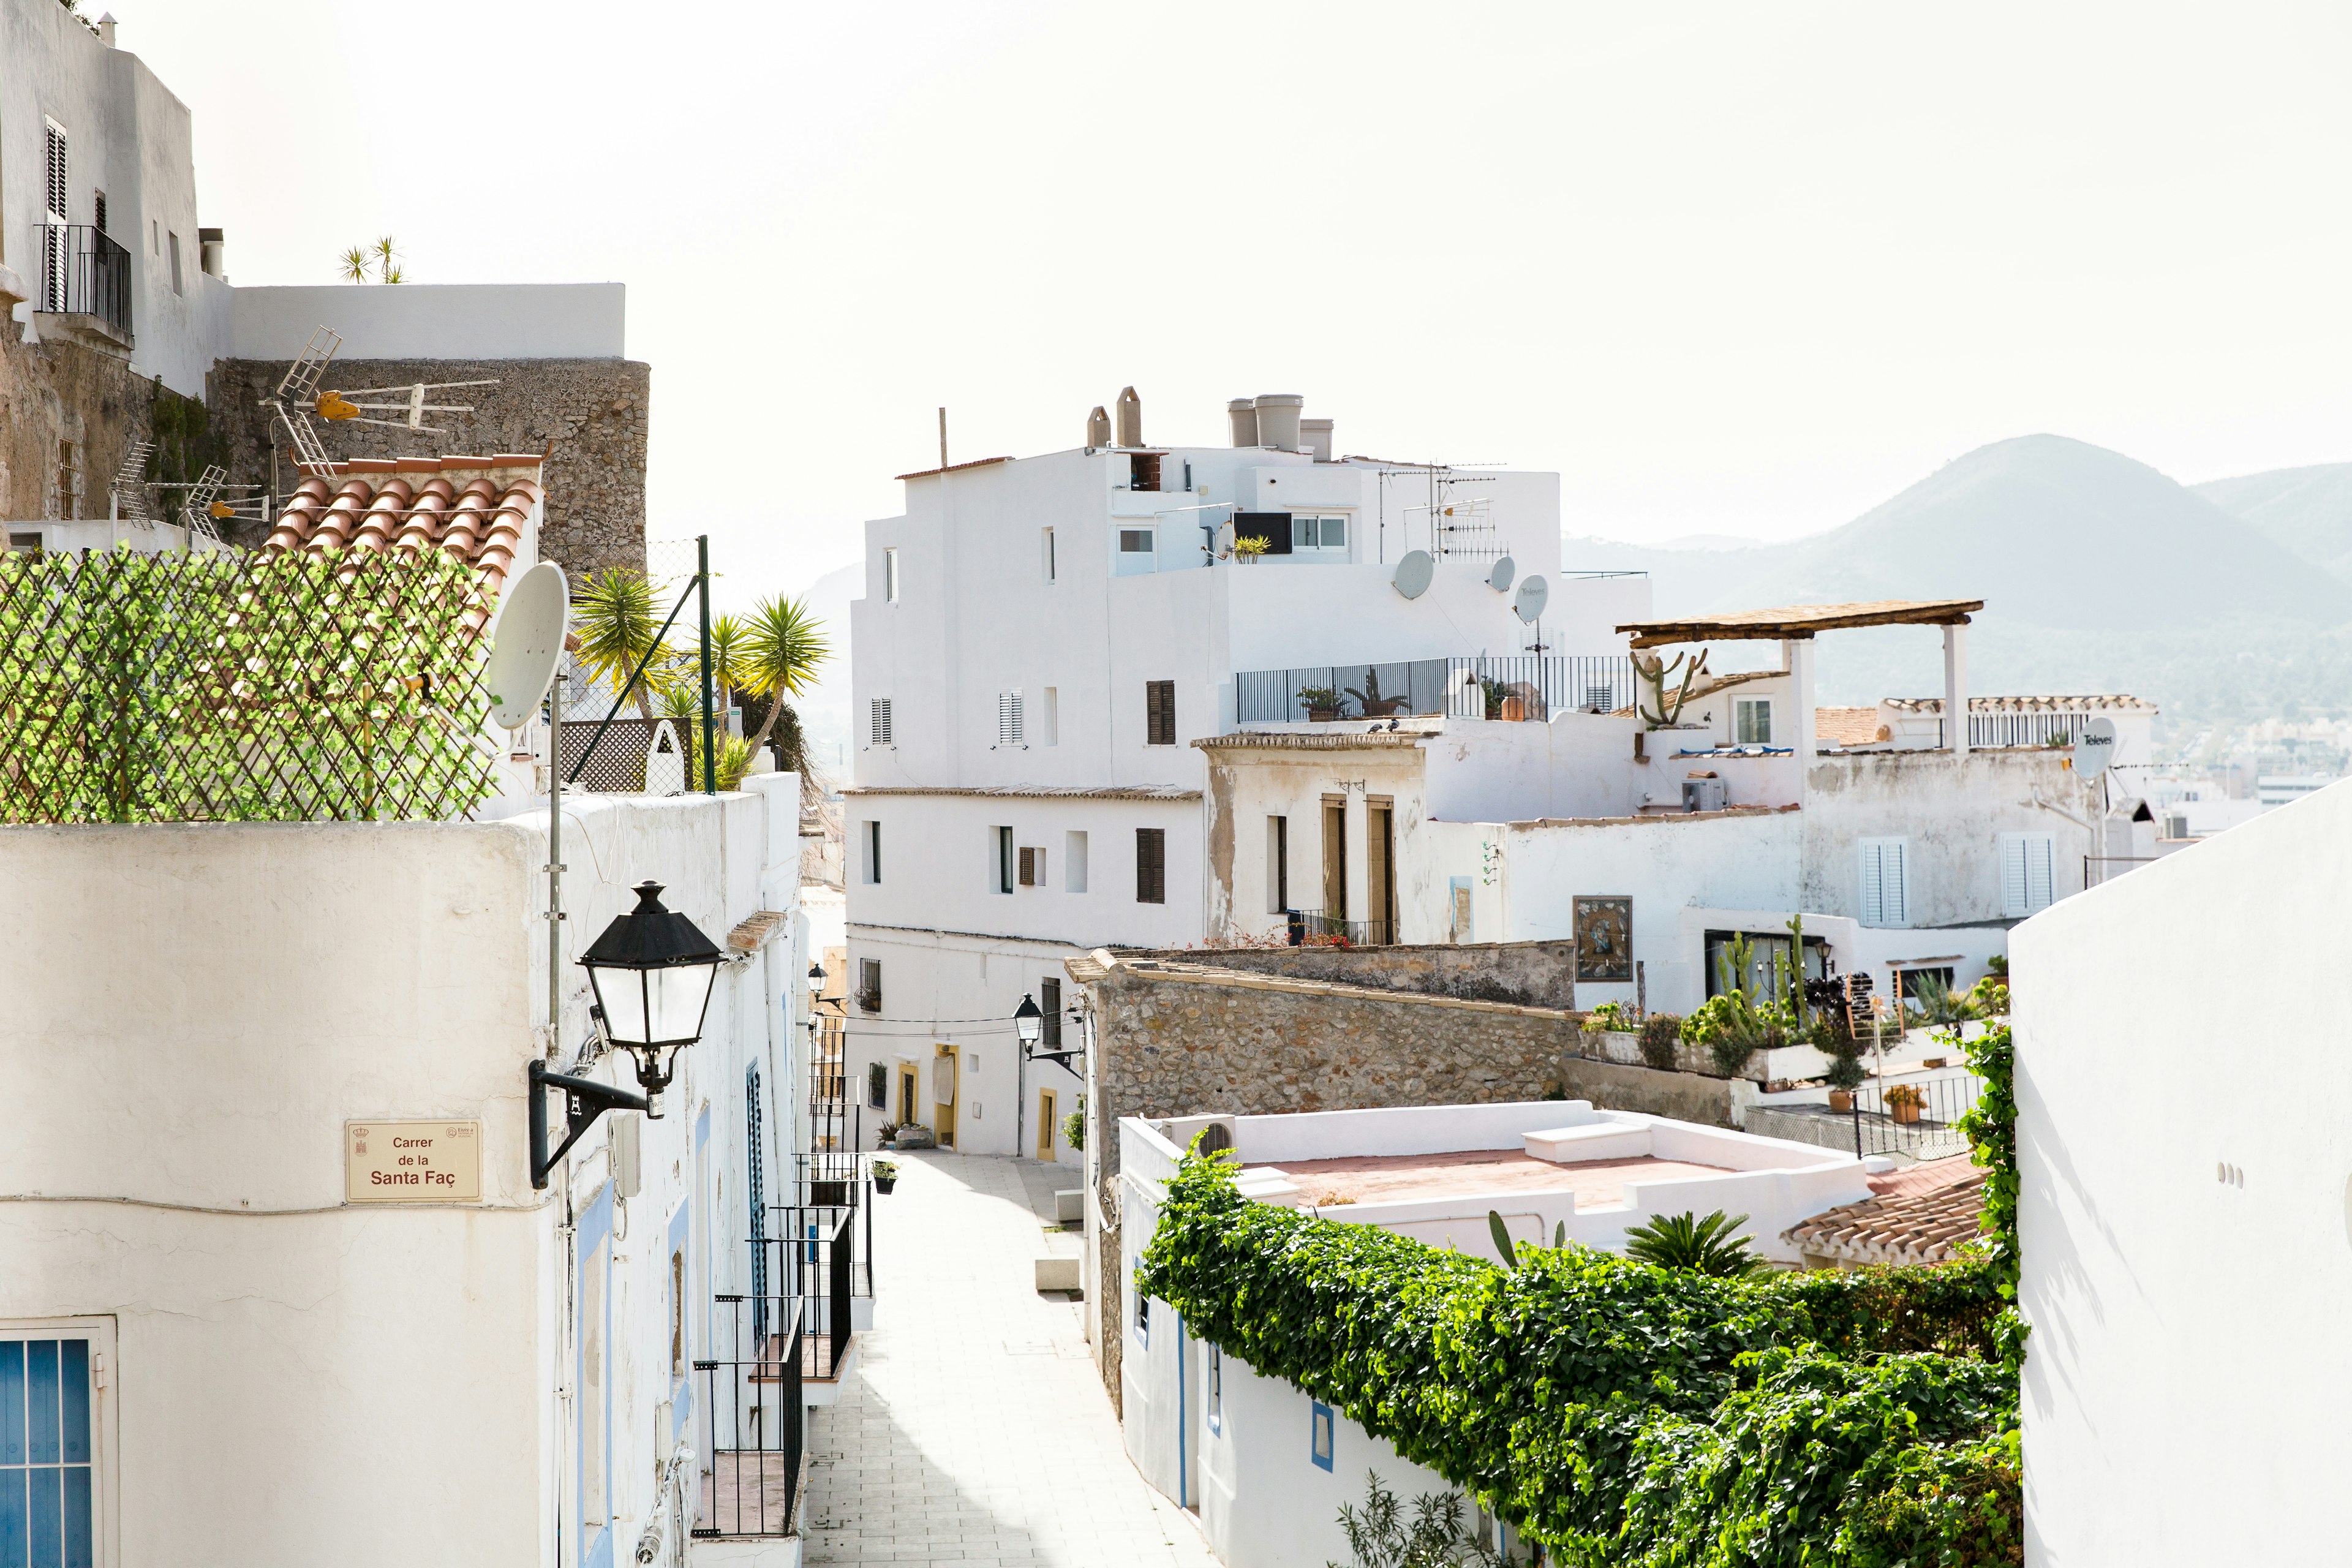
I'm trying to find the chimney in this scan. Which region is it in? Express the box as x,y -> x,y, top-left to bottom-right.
198,228 -> 225,277
1086,406 -> 1110,448
1115,386 -> 1142,447
1227,399 -> 1259,447
1300,418 -> 1333,462
97,11 -> 116,45
1254,394 -> 1303,454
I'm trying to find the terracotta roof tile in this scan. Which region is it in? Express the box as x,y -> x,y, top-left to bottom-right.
1816,706 -> 1887,746
1782,1157 -> 1988,1267
261,457 -> 544,631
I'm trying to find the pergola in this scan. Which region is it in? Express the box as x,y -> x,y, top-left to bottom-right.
1616,598 -> 1986,760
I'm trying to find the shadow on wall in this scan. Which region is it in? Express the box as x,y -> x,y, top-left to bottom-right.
1147,938 -> 1579,1009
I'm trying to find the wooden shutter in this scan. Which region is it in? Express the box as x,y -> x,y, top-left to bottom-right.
2005,832 -> 2054,915
1146,680 -> 1174,745
1042,978 -> 1062,1046
1860,838 -> 1908,927
997,690 -> 1023,748
870,698 -> 892,747
1019,846 -> 1036,887
1136,827 -> 1166,903
45,126 -> 67,220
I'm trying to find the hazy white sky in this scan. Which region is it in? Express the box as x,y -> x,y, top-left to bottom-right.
118,1 -> 2352,596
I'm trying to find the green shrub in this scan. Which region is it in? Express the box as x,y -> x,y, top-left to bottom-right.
1582,1000 -> 1635,1034
1638,1013 -> 1681,1071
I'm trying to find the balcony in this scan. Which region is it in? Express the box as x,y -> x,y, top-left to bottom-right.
1235,655 -> 1636,725
36,224 -> 133,350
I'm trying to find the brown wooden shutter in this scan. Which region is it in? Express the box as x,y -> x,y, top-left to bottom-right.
1146,680 -> 1175,745
1136,827 -> 1166,903
1019,846 -> 1036,887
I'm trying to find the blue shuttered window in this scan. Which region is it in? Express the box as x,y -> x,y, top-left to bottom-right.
0,1337 -> 94,1568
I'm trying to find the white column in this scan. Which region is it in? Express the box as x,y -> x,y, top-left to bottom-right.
1943,624 -> 1970,755
1789,639 -> 1817,774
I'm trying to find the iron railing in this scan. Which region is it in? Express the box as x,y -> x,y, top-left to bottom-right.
38,224 -> 132,336
1835,1071 -> 1985,1162
1235,655 -> 1637,725
774,1194 -> 870,1306
1969,710 -> 2096,750
692,1300 -> 804,1539
1283,908 -> 1393,947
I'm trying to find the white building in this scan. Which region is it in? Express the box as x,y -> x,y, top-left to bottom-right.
842,391 -> 1647,1159
2011,776 -> 2352,1564
1116,1100 -> 1872,1567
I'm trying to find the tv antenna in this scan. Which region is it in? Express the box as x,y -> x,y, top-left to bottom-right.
262,325 -> 499,475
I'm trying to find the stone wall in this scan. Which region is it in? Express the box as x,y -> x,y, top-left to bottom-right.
205,356 -> 650,575
0,330 -> 157,523
1557,1055 -> 1739,1129
1069,948 -> 1576,1404
1147,937 -> 1577,1009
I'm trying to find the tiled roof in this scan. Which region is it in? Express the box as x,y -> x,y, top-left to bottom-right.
726,910 -> 791,953
892,455 -> 1014,481
1882,694 -> 2154,714
261,456 -> 545,613
1816,706 -> 1887,746
1782,1157 -> 1988,1267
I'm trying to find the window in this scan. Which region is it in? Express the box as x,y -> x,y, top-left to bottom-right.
858,957 -> 882,1014
1858,837 -> 1909,928
883,548 -> 900,603
1735,697 -> 1773,745
2000,831 -> 2057,917
1207,1345 -> 1223,1433
1065,831 -> 1089,893
1040,687 -> 1059,747
1136,827 -> 1166,904
1134,1263 -> 1149,1341
1291,513 -> 1348,552
1042,527 -> 1057,583
167,232 -> 181,295
45,125 -> 67,224
1898,967 -> 1957,1000
993,826 -> 1015,894
92,191 -> 106,234
54,442 -> 82,521
1310,1402 -> 1335,1471
867,1061 -> 886,1109
7,532 -> 42,556
1129,453 -> 1162,491
150,219 -> 158,255
1019,846 -> 1045,888
1145,680 -> 1175,746
1117,528 -> 1156,575
868,698 -> 893,748
1267,816 -> 1289,913
996,690 -> 1025,748
861,821 -> 882,884
0,1328 -> 102,1564
1042,977 -> 1062,1047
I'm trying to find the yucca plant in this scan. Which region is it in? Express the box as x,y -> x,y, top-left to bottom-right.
738,593 -> 831,755
1622,1210 -> 1764,1278
571,568 -> 674,722
1329,1470 -> 1502,1568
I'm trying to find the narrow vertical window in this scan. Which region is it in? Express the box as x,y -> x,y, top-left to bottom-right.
1208,1346 -> 1223,1432
168,232 -> 182,295
869,698 -> 893,747
862,821 -> 883,885
997,690 -> 1025,748
1267,815 -> 1289,913
1065,831 -> 1089,893
1042,527 -> 1057,583
1136,827 -> 1166,904
92,191 -> 107,234
859,957 -> 883,1012
995,826 -> 1015,894
1145,680 -> 1175,746
884,548 -> 900,603
1858,837 -> 1909,927
1042,977 -> 1063,1046
1040,687 -> 1059,747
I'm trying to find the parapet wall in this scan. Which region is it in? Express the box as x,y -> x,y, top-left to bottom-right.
1136,937 -> 1577,1009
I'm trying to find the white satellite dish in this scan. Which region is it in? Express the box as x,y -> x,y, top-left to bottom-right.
484,562 -> 570,731
1393,549 -> 1435,600
2075,715 -> 2118,778
1488,556 -> 1517,592
1513,575 -> 1550,624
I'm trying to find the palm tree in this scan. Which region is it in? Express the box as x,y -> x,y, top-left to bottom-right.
570,568 -> 673,722
737,594 -> 831,756
707,613 -> 750,720
372,236 -> 401,283
1622,1210 -> 1763,1279
337,245 -> 372,284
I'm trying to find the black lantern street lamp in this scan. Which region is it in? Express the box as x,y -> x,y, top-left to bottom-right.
807,962 -> 826,1001
579,881 -> 725,1118
1014,993 -> 1043,1049
532,881 -> 725,1191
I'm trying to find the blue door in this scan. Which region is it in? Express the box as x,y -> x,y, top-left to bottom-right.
0,1338 -> 94,1568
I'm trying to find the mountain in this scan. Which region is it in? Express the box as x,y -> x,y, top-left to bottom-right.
787,561 -> 862,782
1569,435 -> 2352,731
2194,462 -> 2352,587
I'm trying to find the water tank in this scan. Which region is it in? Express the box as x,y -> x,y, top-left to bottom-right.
1254,394 -> 1304,453
1087,406 -> 1110,448
1300,418 -> 1333,462
1227,399 -> 1259,447
1116,386 -> 1142,447
198,227 -> 225,277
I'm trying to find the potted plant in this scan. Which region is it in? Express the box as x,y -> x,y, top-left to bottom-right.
1296,685 -> 1348,723
1232,533 -> 1270,564
870,1158 -> 899,1195
876,1121 -> 898,1148
1883,1083 -> 1926,1125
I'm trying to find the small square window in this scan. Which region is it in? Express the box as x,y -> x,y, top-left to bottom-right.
1310,1402 -> 1335,1470
1735,697 -> 1773,745
1119,529 -> 1155,554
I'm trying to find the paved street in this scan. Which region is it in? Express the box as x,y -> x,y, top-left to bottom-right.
801,1152 -> 1218,1566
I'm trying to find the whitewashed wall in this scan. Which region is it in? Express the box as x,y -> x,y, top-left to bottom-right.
2014,780 -> 2352,1567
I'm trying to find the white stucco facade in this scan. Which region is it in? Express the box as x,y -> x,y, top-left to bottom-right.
0,778 -> 814,1567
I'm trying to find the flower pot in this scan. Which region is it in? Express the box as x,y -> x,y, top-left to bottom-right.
1308,707 -> 1341,723
1828,1089 -> 1853,1114
1890,1101 -> 1922,1125
872,1176 -> 897,1195
1921,1057 -> 1947,1069
1238,552 -> 1261,564
1500,696 -> 1528,721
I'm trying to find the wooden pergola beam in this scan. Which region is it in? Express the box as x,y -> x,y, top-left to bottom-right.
1616,598 -> 1984,649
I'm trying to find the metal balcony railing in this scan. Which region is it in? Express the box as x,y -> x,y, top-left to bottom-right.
1236,655 -> 1637,725
1283,908 -> 1393,948
37,224 -> 132,336
693,1298 -> 804,1539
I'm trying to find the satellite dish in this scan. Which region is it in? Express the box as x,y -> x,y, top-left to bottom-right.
1513,575 -> 1550,624
2075,716 -> 2118,778
1488,556 -> 1516,592
484,561 -> 570,731
1393,549 -> 1435,600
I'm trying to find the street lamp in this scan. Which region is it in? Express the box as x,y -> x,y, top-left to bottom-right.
807,962 -> 826,1002
1014,993 -> 1043,1049
532,881 -> 725,1190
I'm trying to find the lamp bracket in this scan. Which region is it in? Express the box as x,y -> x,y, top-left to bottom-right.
530,1058 -> 649,1190
1022,1046 -> 1088,1079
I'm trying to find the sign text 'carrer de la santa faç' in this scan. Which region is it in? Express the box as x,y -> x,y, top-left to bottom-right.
344,1120 -> 483,1203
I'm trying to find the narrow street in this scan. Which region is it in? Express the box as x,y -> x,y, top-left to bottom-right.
801,1152 -> 1218,1566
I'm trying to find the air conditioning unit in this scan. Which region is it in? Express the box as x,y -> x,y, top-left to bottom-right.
1682,777 -> 1727,813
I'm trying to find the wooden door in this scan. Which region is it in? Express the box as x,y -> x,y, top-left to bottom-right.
1367,802 -> 1395,943
898,1065 -> 918,1128
933,1044 -> 957,1148
1321,801 -> 1346,924
1037,1089 -> 1057,1161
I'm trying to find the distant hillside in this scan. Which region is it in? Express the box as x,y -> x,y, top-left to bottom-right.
2194,462 -> 2352,587
788,560 -> 861,780
1569,435 -> 2352,734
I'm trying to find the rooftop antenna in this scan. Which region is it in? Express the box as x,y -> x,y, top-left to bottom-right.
261,324 -> 499,474
107,440 -> 155,526
317,375 -> 499,435
265,326 -> 342,473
